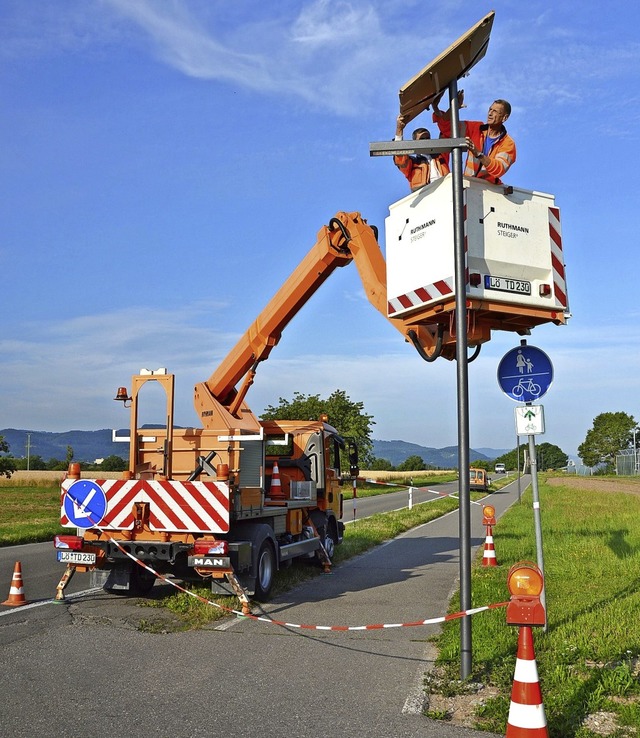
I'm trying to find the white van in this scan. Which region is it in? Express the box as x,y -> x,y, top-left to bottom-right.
494,463 -> 506,474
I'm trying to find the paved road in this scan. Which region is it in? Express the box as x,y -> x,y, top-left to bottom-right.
0,476 -> 527,737
343,478 -> 462,521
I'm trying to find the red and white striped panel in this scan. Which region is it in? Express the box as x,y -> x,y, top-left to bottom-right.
388,277 -> 454,315
61,479 -> 230,533
548,206 -> 568,309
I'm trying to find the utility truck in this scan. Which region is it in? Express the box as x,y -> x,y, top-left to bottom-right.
53,211 -> 461,601
54,180 -> 568,602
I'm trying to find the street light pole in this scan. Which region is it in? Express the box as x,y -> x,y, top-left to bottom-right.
447,78 -> 473,680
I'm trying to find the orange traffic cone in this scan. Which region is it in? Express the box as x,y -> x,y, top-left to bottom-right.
2,561 -> 29,607
506,626 -> 548,737
269,461 -> 285,500
482,524 -> 498,567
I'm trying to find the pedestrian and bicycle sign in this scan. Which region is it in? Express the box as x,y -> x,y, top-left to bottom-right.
497,345 -> 553,403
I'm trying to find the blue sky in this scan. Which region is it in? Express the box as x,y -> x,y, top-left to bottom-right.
2,0 -> 639,458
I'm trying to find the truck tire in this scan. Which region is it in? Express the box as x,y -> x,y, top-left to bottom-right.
254,540 -> 276,601
315,515 -> 337,563
129,563 -> 157,596
322,517 -> 337,559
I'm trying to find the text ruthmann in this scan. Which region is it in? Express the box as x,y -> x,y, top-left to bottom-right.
497,221 -> 529,233
410,219 -> 436,242
411,220 -> 436,234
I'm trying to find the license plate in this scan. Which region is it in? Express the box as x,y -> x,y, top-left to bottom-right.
57,551 -> 96,565
484,275 -> 531,295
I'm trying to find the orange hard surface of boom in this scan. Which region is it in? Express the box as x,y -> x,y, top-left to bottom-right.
193,212 -> 454,431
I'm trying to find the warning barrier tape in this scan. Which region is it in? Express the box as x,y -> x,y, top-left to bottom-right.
61,487 -> 506,631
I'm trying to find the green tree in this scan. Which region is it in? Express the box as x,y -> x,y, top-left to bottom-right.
471,459 -> 490,471
261,389 -> 375,467
66,445 -> 74,464
493,441 -> 568,472
536,442 -> 568,471
13,454 -> 47,471
370,457 -> 394,471
493,448 -> 520,471
396,454 -> 426,471
578,412 -> 636,469
0,436 -> 17,479
101,455 -> 128,472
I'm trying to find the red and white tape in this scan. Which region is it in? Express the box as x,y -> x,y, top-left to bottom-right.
62,488 -> 505,630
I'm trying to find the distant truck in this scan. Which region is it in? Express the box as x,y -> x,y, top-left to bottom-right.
494,463 -> 506,474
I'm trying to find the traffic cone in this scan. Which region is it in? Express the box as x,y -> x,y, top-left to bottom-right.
482,524 -> 498,566
269,461 -> 285,499
2,561 -> 29,607
506,626 -> 548,737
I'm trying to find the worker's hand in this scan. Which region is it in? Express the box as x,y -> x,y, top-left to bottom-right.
466,137 -> 481,158
396,113 -> 408,137
432,90 -> 445,112
458,89 -> 465,108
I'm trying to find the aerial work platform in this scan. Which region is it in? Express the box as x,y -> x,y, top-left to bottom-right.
384,174 -> 569,341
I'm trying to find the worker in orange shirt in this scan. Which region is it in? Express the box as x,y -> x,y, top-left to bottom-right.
393,113 -> 449,192
432,90 -> 516,185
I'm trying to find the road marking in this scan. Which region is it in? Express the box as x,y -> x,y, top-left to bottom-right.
0,587 -> 101,617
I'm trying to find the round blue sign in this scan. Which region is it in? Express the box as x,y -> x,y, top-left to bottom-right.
64,480 -> 107,528
497,345 -> 553,403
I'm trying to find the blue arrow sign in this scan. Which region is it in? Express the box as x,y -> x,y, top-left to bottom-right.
64,480 -> 107,528
497,345 -> 553,403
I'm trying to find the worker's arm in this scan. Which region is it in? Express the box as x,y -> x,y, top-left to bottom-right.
465,122 -> 516,180
395,114 -> 408,140
432,90 -> 466,137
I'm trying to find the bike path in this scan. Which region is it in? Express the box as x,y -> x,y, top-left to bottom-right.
217,474 -> 528,737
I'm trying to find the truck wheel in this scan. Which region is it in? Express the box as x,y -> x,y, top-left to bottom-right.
322,520 -> 337,560
254,540 -> 276,601
316,518 -> 336,563
129,564 -> 157,596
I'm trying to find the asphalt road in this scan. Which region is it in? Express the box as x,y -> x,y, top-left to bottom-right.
0,475 -> 528,738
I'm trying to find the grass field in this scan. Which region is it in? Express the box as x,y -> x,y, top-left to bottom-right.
429,476 -> 640,737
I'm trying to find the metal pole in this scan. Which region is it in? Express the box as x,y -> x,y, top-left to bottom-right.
517,434 -> 521,502
527,432 -> 547,629
448,79 -> 472,679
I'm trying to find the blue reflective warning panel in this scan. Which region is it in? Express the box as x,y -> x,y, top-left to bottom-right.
497,345 -> 553,403
63,480 -> 107,528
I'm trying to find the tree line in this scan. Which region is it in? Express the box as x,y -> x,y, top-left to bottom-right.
1,398 -> 635,480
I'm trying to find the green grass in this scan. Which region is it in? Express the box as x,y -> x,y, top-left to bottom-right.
430,477 -> 640,737
341,473 -> 460,500
0,485 -> 66,545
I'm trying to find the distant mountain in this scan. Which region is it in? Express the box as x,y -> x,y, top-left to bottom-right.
0,428 -> 509,468
473,447 -> 511,459
0,429 -> 129,463
371,439 -> 504,468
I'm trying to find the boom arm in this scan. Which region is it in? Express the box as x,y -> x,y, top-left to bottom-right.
194,211 -> 456,433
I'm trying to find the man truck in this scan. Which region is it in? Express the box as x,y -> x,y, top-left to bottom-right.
55,180 -> 568,602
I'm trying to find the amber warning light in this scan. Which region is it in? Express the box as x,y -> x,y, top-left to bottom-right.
114,387 -> 132,407
482,504 -> 496,526
506,561 -> 546,627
